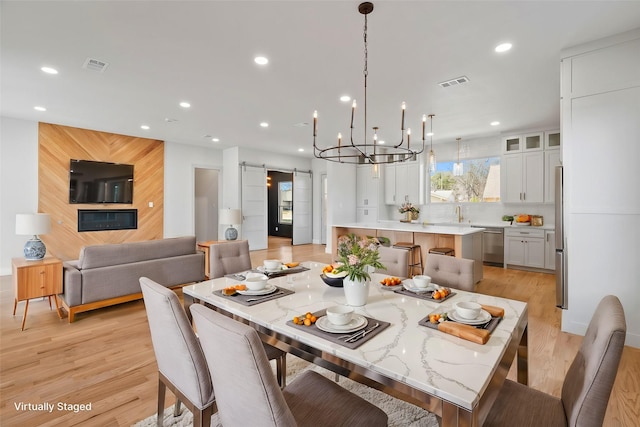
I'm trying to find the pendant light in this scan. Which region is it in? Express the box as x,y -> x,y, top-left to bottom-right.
427,114 -> 436,174
453,137 -> 463,176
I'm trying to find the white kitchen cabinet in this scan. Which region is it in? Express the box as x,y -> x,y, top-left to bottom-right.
545,129 -> 561,150
356,165 -> 379,208
544,149 -> 562,203
505,227 -> 545,269
545,230 -> 556,270
502,152 -> 544,203
356,207 -> 377,223
502,132 -> 543,154
384,160 -> 421,205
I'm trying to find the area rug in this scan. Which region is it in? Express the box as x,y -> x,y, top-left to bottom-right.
133,355 -> 438,427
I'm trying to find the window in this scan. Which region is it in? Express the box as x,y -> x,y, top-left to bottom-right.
430,157 -> 500,203
278,181 -> 293,224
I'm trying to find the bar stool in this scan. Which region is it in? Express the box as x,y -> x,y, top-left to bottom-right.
393,242 -> 423,277
429,247 -> 455,257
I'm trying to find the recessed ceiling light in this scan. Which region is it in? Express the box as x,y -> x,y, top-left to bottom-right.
41,66 -> 58,75
298,148 -> 304,152
426,132 -> 434,137
495,43 -> 512,53
212,138 -> 220,142
179,101 -> 191,108
260,122 -> 269,128
340,95 -> 351,102
254,56 -> 269,65
140,125 -> 150,130
34,106 -> 46,111
490,121 -> 500,126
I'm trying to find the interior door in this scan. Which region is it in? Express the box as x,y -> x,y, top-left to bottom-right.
241,166 -> 268,250
292,171 -> 312,245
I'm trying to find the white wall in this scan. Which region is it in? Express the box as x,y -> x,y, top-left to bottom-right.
0,117 -> 39,275
163,141 -> 223,238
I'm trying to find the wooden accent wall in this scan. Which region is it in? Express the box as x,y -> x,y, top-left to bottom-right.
38,123 -> 164,261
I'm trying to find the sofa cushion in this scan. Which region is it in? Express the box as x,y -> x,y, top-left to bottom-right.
77,236 -> 197,270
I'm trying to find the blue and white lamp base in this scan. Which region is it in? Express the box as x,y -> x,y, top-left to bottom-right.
24,237 -> 46,260
224,227 -> 238,240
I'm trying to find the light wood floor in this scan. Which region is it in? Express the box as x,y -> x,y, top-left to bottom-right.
1,237 -> 638,426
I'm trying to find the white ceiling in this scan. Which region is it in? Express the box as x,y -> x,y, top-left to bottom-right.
2,1 -> 640,158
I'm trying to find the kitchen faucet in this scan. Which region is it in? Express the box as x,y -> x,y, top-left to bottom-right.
455,205 -> 463,223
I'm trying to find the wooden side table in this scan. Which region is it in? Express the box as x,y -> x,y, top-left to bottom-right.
197,240 -> 221,279
12,257 -> 63,330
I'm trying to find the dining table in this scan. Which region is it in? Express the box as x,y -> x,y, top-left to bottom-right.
182,261 -> 528,427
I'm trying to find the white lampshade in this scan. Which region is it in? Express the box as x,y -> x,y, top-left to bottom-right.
219,208 -> 242,225
16,213 -> 51,236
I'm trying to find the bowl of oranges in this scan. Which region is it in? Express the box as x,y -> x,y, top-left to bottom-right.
321,264 -> 347,287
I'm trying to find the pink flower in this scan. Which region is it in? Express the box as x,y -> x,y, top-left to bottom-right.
348,254 -> 359,265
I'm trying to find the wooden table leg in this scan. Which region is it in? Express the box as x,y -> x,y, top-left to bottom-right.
13,298 -> 18,316
21,300 -> 29,331
53,295 -> 63,319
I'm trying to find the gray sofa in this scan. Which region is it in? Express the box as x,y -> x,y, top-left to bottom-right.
61,236 -> 204,322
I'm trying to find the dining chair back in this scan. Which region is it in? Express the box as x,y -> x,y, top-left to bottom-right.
375,246 -> 409,277
561,294 -> 626,426
190,304 -> 388,427
424,253 -> 475,291
209,240 -> 252,279
140,277 -> 215,427
484,294 -> 626,427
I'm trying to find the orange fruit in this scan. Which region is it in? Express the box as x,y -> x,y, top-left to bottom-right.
293,316 -> 300,324
433,291 -> 442,300
303,318 -> 311,326
310,315 -> 317,323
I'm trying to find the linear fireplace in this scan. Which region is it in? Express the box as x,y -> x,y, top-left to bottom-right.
78,209 -> 138,232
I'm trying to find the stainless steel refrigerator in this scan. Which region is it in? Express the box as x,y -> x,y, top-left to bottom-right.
555,165 -> 568,309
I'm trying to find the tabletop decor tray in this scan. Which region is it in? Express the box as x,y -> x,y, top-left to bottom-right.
394,287 -> 456,303
286,309 -> 390,350
213,286 -> 294,306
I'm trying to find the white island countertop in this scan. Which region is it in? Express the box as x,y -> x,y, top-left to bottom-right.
333,221 -> 485,236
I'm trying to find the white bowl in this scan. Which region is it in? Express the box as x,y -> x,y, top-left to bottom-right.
325,305 -> 354,326
263,259 -> 281,270
244,274 -> 269,291
412,275 -> 432,288
455,301 -> 482,320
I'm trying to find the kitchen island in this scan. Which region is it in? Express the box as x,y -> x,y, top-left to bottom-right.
332,221 -> 484,283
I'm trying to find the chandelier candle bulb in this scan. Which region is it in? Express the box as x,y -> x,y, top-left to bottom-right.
407,128 -> 411,149
401,102 -> 406,129
313,111 -> 317,136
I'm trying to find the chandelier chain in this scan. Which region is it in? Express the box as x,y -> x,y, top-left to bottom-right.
363,14 -> 368,78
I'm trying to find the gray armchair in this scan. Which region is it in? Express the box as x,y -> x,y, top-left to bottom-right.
484,294 -> 626,427
209,240 -> 252,279
424,253 -> 475,291
190,304 -> 388,427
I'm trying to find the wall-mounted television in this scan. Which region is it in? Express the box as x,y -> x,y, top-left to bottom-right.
69,159 -> 134,204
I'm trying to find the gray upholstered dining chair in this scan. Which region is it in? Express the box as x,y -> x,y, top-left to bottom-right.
375,246 -> 409,278
190,304 -> 389,427
208,240 -> 252,279
140,277 -> 216,427
484,294 -> 626,427
424,253 -> 475,291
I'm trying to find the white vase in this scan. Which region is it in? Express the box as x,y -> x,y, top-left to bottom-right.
343,277 -> 370,307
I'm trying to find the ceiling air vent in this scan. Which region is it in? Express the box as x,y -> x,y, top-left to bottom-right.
438,76 -> 470,88
82,57 -> 109,73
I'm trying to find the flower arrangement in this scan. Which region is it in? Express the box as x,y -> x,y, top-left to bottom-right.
334,234 -> 385,281
398,202 -> 420,214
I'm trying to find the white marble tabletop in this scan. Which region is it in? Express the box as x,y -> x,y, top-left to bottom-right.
333,221 -> 485,235
183,261 -> 528,421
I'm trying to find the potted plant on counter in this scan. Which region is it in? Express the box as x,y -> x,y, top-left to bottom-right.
502,215 -> 514,225
399,202 -> 420,222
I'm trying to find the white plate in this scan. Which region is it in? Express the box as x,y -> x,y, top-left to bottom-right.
401,279 -> 432,293
316,315 -> 368,333
448,309 -> 492,325
236,284 -> 278,296
380,283 -> 403,291
257,265 -> 282,273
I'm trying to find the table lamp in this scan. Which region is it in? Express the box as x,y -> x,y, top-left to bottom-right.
16,213 -> 51,260
219,208 -> 242,240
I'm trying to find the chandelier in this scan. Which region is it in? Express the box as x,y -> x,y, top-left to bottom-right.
453,137 -> 463,176
313,2 -> 427,165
